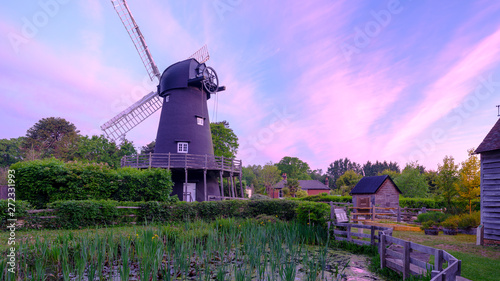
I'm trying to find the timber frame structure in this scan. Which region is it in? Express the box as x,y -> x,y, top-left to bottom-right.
121,153 -> 243,201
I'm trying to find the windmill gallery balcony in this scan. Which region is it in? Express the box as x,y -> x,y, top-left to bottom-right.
121,153 -> 243,201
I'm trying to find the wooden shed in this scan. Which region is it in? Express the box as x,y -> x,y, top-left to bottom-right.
350,175 -> 401,209
475,118 -> 500,245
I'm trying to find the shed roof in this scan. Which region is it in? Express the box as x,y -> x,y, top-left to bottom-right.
476,118 -> 500,153
273,180 -> 330,190
350,175 -> 401,195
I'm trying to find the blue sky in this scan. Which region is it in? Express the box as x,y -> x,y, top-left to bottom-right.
1,0 -> 500,172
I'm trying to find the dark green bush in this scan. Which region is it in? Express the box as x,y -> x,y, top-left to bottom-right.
298,194 -> 352,203
10,159 -> 175,208
0,200 -> 31,229
295,201 -> 330,227
457,211 -> 480,229
415,211 -> 449,224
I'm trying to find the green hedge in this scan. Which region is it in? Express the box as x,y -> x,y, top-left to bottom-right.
138,199 -> 300,223
0,200 -> 31,229
297,194 -> 352,203
10,159 -> 175,208
10,199 -> 332,230
400,198 -> 480,213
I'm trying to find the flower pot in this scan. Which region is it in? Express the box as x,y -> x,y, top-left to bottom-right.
443,228 -> 457,235
458,227 -> 477,235
424,228 -> 439,235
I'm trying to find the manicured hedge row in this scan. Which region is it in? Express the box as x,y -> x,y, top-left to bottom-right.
0,200 -> 31,229
5,199 -> 330,230
297,194 -> 352,203
10,159 -> 175,208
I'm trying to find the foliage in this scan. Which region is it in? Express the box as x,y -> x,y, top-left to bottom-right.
424,170 -> 439,195
378,168 -> 400,179
394,162 -> 429,198
456,148 -> 480,214
335,170 -> 362,195
327,158 -> 363,188
74,135 -> 136,169
415,211 -> 449,224
436,155 -> 459,208
296,189 -> 308,198
441,216 -> 459,229
259,163 -> 282,195
282,178 -> 300,197
22,117 -> 80,161
295,201 -> 330,227
0,200 -> 31,229
421,220 -> 439,230
140,140 -> 156,154
250,194 -> 271,200
10,159 -> 174,208
298,194 -> 352,203
210,121 -> 239,158
456,211 -> 480,229
275,156 -> 311,180
0,137 -> 24,167
363,160 -> 400,176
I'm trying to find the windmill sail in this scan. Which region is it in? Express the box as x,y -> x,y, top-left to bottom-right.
101,91 -> 162,141
110,0 -> 160,81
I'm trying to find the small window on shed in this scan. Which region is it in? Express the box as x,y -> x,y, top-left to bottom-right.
165,95 -> 170,102
196,117 -> 204,126
177,142 -> 188,153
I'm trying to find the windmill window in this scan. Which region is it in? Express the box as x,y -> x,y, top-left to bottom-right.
196,117 -> 204,126
177,142 -> 188,153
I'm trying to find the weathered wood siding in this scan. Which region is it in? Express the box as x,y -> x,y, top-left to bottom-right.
480,150 -> 500,242
374,179 -> 400,209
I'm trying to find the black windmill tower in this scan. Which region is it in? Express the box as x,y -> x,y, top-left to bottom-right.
101,0 -> 243,201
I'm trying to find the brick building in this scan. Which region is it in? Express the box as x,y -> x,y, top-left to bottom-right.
270,179 -> 330,199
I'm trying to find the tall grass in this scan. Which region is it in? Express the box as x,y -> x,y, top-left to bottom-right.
3,219 -> 350,280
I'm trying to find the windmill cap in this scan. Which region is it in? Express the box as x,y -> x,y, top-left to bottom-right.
158,58 -> 206,97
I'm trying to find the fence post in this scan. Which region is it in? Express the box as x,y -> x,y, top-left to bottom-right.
149,152 -> 152,168
380,234 -> 386,269
403,241 -> 410,280
347,224 -> 352,242
372,205 -> 375,220
435,249 -> 443,271
370,226 -> 375,246
397,206 -> 401,223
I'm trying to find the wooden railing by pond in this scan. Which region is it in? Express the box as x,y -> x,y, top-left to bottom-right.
121,153 -> 242,173
329,221 -> 461,281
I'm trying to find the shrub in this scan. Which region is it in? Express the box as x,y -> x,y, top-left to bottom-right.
250,194 -> 270,200
295,201 -> 330,228
457,211 -> 480,229
0,200 -> 31,229
441,216 -> 459,229
298,194 -> 351,203
415,211 -> 449,224
10,159 -> 175,208
421,220 -> 440,230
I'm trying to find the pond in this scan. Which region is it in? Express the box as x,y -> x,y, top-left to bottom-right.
6,219 -> 384,280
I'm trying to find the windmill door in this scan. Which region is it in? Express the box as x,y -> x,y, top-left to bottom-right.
183,183 -> 196,202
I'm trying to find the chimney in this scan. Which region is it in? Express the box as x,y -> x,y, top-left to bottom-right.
282,173 -> 287,181
325,177 -> 329,187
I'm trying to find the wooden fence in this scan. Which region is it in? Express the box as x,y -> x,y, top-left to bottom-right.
329,221 -> 461,281
349,206 -> 444,223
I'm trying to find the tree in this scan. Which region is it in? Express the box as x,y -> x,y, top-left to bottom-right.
275,156 -> 311,180
0,137 -> 24,167
327,158 -> 363,188
378,169 -> 400,179
210,121 -> 239,158
140,141 -> 156,154
424,170 -> 439,195
457,148 -> 480,214
259,163 -> 282,195
363,160 -> 400,176
282,178 -> 300,197
335,170 -> 362,195
394,162 -> 429,198
75,135 -> 136,169
436,156 -> 459,207
23,117 -> 79,160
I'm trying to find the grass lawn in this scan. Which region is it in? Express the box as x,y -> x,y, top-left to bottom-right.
392,230 -> 500,281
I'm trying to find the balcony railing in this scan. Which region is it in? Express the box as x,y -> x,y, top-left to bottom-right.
121,153 -> 242,173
